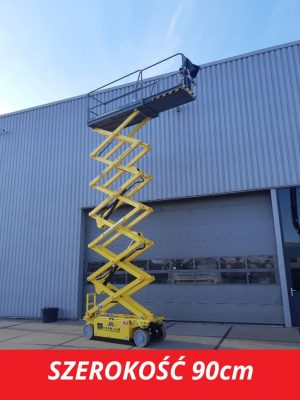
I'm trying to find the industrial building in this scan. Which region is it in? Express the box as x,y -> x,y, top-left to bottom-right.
0,40 -> 299,327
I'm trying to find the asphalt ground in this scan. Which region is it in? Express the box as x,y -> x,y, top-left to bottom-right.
0,319 -> 300,349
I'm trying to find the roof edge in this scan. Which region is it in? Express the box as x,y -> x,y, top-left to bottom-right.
1,39 -> 299,119
199,39 -> 300,68
0,93 -> 87,119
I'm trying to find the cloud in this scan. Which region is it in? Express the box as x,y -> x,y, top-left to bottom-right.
165,0 -> 185,45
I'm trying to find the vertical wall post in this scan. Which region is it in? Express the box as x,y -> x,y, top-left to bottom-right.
77,209 -> 86,319
270,189 -> 292,327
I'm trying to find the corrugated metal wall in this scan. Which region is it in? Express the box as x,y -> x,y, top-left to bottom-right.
0,41 -> 299,318
0,99 -> 88,318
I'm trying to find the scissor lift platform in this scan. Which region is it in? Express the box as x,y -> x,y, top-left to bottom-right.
88,84 -> 195,131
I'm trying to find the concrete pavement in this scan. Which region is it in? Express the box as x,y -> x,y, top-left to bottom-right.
0,319 -> 299,349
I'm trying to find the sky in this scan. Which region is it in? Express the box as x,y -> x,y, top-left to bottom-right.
0,0 -> 300,115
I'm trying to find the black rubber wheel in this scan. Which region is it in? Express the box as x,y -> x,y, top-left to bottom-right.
149,323 -> 167,341
83,324 -> 94,340
133,329 -> 150,348
157,324 -> 167,341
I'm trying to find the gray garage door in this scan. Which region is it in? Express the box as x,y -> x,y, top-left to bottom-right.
83,191 -> 284,324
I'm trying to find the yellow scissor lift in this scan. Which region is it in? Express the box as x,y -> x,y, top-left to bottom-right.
83,54 -> 199,347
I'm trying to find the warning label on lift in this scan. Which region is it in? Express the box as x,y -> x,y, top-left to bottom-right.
98,323 -> 120,333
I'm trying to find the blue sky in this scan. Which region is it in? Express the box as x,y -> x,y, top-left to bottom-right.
0,0 -> 300,114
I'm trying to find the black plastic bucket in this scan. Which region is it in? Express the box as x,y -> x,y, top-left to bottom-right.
41,307 -> 59,323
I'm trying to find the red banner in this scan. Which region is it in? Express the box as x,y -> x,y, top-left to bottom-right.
1,350 -> 298,398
